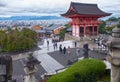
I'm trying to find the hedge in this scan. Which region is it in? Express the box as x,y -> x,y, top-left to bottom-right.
48,58 -> 106,82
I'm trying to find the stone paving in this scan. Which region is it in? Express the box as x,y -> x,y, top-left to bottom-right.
12,38 -> 110,81
33,38 -> 75,74
12,38 -> 75,81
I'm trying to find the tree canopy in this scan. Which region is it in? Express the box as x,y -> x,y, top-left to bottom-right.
59,24 -> 71,40
0,28 -> 38,52
99,21 -> 107,34
107,17 -> 119,21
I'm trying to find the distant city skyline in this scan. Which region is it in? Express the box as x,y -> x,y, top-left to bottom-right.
0,0 -> 120,17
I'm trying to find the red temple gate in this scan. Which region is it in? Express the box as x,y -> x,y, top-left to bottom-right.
61,2 -> 111,37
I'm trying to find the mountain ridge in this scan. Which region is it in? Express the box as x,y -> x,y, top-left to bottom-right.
0,16 -> 66,20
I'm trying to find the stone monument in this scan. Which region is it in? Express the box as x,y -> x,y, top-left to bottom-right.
24,53 -> 40,82
107,27 -> 120,82
83,43 -> 89,58
0,55 -> 13,82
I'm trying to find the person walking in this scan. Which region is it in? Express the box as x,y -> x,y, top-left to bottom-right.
53,43 -> 55,50
76,48 -> 80,58
63,46 -> 66,54
74,40 -> 77,47
67,46 -> 71,55
55,42 -> 58,50
47,40 -> 49,50
59,44 -> 62,54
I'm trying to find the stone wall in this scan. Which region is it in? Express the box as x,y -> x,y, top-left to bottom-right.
64,33 -> 80,41
64,33 -> 97,41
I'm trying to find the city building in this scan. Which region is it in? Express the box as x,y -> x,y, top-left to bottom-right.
32,25 -> 43,30
46,25 -> 65,35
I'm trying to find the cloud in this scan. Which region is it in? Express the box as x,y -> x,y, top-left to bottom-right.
0,0 -> 70,16
0,0 -> 119,17
0,1 -> 6,7
0,3 -> 6,7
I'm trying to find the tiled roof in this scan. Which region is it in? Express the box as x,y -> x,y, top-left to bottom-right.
61,2 -> 111,17
46,24 -> 63,31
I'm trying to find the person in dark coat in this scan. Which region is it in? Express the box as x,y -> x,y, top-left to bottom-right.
63,46 -> 66,54
59,44 -> 62,54
74,40 -> 77,47
47,40 -> 49,50
53,43 -> 55,50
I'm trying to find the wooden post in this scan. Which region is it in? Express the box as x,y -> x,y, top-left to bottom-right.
84,25 -> 86,37
78,25 -> 80,37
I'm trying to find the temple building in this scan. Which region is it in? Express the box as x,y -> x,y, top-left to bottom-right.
61,2 -> 111,37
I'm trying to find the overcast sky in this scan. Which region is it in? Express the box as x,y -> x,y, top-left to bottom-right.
0,0 -> 120,17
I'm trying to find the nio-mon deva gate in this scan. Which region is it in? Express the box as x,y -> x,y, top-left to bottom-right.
61,2 -> 111,37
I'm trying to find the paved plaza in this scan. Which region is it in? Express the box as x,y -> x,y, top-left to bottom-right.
12,38 -> 109,81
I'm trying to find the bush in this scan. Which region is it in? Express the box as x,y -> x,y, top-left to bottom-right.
48,59 -> 106,82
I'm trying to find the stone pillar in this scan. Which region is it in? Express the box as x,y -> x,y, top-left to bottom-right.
107,27 -> 120,82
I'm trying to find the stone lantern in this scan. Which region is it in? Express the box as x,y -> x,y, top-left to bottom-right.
24,52 -> 40,82
107,27 -> 120,82
83,43 -> 89,58
0,55 -> 13,82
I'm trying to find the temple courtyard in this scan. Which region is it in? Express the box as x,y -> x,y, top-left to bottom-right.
12,38 -> 110,82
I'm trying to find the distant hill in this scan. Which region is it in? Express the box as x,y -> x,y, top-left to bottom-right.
0,16 -> 67,20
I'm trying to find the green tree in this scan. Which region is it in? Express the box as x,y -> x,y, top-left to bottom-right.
59,24 -> 71,40
99,21 -> 106,34
117,23 -> 120,28
59,29 -> 66,39
107,17 -> 118,21
0,30 -> 7,51
0,28 -> 38,52
105,26 -> 115,34
65,24 -> 71,28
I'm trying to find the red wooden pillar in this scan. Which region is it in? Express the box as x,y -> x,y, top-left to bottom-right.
74,25 -> 76,36
76,25 -> 80,37
72,24 -> 75,36
78,25 -> 80,37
